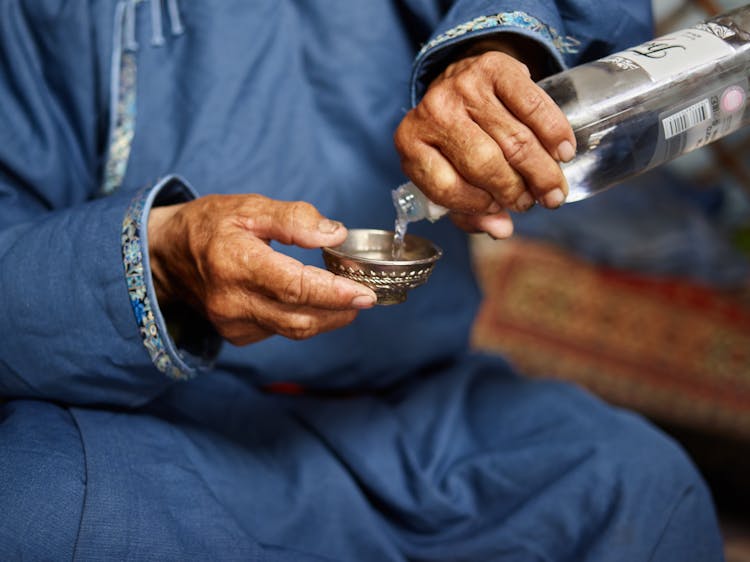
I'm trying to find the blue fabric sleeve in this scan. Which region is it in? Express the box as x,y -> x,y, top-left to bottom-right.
121,177 -> 222,382
0,2 -> 218,407
411,0 -> 654,103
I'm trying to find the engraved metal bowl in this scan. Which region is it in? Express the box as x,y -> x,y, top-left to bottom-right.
322,229 -> 443,305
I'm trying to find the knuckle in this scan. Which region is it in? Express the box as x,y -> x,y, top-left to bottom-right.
393,118 -> 415,155
419,89 -> 452,126
517,62 -> 531,77
287,200 -> 315,228
499,128 -> 534,167
453,72 -> 478,100
283,314 -> 317,340
470,141 -> 499,171
431,168 -> 459,201
479,51 -> 520,79
477,50 -> 506,69
198,193 -> 224,212
492,179 -> 526,208
517,89 -> 547,120
289,200 -> 315,215
203,237 -> 228,266
281,270 -> 307,305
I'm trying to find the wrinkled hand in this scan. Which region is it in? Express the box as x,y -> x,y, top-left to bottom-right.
147,194 -> 377,346
394,48 -> 576,238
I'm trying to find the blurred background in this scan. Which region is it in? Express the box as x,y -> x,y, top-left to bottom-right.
469,0 -> 750,559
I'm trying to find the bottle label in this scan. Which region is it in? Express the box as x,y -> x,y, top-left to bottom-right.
651,80 -> 748,166
601,24 -> 736,82
662,99 -> 712,139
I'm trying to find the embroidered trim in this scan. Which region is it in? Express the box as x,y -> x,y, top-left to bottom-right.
102,53 -> 137,195
122,188 -> 192,380
100,2 -> 139,196
417,11 -> 580,60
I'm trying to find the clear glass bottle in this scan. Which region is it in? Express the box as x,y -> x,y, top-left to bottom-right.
550,4 -> 750,202
394,4 -> 750,220
391,182 -> 449,223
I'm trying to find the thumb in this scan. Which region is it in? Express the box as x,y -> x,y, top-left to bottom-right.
244,199 -> 348,248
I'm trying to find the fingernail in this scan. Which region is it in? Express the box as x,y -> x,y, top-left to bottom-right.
514,192 -> 535,212
351,294 -> 376,309
318,219 -> 343,234
557,140 -> 576,162
543,188 -> 566,209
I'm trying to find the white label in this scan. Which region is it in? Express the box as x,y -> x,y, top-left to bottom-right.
662,99 -> 712,139
651,81 -> 748,167
603,26 -> 735,82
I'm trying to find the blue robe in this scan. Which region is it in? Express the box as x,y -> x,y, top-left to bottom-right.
0,1 -> 725,560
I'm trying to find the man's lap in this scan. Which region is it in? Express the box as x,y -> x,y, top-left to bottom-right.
0,400 -> 85,560
0,355 -> 724,560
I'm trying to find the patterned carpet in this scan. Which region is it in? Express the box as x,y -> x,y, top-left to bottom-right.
473,232 -> 750,562
469,235 -> 750,560
470,235 -> 750,441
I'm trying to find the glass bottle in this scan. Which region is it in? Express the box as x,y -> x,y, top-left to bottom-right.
393,4 -> 750,221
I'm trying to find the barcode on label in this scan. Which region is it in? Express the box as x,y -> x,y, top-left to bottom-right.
662,99 -> 712,139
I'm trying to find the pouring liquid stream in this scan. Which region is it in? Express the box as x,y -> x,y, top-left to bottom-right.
391,213 -> 408,259
391,183 -> 448,260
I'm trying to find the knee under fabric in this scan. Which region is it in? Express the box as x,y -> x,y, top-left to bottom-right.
0,358 -> 724,561
0,400 -> 85,560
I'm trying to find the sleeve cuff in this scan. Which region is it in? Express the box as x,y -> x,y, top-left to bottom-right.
121,175 -> 222,380
410,10 -> 581,105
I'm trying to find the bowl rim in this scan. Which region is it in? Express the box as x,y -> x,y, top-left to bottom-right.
322,228 -> 443,267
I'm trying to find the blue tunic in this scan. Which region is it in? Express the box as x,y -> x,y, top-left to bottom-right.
0,1 -> 724,560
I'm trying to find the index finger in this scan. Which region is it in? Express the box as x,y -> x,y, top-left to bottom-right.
485,52 -> 576,161
248,242 -> 377,310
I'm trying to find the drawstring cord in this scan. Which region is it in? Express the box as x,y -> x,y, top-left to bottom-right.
166,0 -> 185,36
150,0 -> 165,46
122,0 -> 184,51
151,0 -> 185,46
124,0 -> 138,51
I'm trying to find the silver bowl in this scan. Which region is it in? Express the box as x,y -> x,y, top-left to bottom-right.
322,229 -> 442,305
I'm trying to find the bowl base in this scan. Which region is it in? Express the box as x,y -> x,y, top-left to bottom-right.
376,289 -> 408,305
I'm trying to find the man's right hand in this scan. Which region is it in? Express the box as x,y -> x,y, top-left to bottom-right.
394,44 -> 576,240
147,194 -> 377,346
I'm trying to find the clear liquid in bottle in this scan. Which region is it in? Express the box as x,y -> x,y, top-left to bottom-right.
545,4 -> 750,201
393,5 -> 750,223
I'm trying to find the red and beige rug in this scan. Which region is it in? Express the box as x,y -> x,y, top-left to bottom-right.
470,235 -> 750,442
